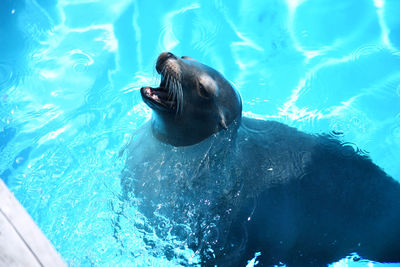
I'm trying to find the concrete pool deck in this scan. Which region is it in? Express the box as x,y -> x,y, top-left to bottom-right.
0,179 -> 66,266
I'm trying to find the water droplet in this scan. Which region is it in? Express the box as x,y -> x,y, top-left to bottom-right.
340,142 -> 360,157
331,130 -> 344,137
330,121 -> 348,136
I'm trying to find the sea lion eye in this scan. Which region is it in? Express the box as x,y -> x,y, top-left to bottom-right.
198,82 -> 211,98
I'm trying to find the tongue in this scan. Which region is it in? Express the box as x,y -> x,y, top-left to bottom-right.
154,87 -> 169,99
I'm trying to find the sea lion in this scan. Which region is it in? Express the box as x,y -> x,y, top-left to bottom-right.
140,52 -> 242,146
121,52 -> 400,266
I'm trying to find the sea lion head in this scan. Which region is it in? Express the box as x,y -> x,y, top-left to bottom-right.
141,52 -> 242,146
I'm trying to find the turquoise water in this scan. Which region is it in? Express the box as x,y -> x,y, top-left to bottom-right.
1,0 -> 400,266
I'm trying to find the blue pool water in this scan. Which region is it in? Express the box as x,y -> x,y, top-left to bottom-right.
1,0 -> 400,266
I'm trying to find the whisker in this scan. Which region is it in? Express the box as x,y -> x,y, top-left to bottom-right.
173,79 -> 180,114
167,75 -> 173,99
162,68 -> 174,101
176,79 -> 183,114
165,74 -> 171,94
170,76 -> 176,102
160,65 -> 166,86
159,65 -> 183,114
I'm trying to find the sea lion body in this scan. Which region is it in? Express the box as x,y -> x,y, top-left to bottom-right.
121,53 -> 400,266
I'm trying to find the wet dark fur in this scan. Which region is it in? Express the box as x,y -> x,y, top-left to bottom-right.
122,117 -> 400,266
122,52 -> 400,266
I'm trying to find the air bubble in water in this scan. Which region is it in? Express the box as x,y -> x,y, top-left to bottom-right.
15,157 -> 24,164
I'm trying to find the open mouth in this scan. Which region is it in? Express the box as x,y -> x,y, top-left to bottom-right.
140,77 -> 176,111
141,53 -> 182,112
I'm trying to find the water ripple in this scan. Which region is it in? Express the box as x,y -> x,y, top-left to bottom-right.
392,115 -> 400,145
350,44 -> 383,61
392,126 -> 400,142
159,3 -> 201,50
397,83 -> 400,97
329,120 -> 352,137
0,63 -> 16,90
68,49 -> 94,73
192,17 -> 220,53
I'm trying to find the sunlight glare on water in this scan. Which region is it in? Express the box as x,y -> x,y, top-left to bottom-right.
0,0 -> 400,266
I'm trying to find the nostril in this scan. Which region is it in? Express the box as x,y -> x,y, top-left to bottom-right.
166,52 -> 177,59
156,52 -> 177,74
160,52 -> 176,59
